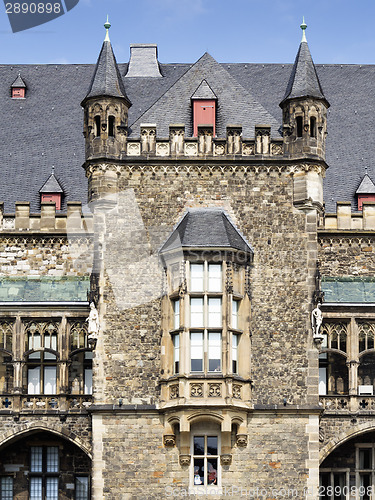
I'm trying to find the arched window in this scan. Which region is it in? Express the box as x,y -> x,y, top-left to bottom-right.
296,116 -> 303,137
108,115 -> 115,137
94,116 -> 101,137
310,116 -> 317,138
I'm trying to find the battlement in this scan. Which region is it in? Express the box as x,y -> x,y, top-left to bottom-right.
323,201 -> 375,231
0,202 -> 93,233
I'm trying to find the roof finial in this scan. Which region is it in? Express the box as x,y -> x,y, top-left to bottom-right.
104,15 -> 111,42
51,165 -> 55,175
300,16 -> 307,43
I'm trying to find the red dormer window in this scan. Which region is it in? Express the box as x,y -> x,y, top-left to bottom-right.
358,195 -> 375,211
41,194 -> 61,210
193,100 -> 216,137
12,87 -> 25,99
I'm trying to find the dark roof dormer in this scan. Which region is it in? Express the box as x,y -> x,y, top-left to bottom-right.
356,174 -> 375,210
191,80 -> 217,137
11,73 -> 27,99
39,168 -> 64,210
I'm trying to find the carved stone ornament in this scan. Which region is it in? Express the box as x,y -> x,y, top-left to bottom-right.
163,434 -> 176,447
232,384 -> 241,400
236,434 -> 248,447
220,454 -> 232,466
170,384 -> 179,400
208,383 -> 221,397
190,383 -> 203,397
179,454 -> 191,466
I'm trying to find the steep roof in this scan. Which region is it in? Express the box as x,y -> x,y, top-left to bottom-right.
39,171 -> 64,193
160,208 -> 253,255
281,41 -> 328,107
130,53 -> 280,138
82,40 -> 131,106
356,174 -> 375,194
11,74 -> 26,88
191,80 -> 217,100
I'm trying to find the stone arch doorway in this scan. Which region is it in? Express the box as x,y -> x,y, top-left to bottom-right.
0,429 -> 91,499
320,429 -> 375,499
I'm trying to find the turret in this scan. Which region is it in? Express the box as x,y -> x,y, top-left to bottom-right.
280,19 -> 329,160
81,18 -> 131,163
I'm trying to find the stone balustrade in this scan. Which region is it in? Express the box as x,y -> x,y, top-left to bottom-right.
0,394 -> 93,412
320,395 -> 375,413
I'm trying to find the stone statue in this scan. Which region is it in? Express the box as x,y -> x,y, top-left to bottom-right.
311,302 -> 323,336
86,302 -> 99,339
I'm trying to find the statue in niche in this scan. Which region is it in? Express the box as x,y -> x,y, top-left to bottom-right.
311,302 -> 323,336
86,302 -> 99,340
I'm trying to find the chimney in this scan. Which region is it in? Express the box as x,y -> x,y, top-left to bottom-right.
125,44 -> 162,78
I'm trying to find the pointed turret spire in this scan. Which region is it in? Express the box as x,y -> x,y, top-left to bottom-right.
280,20 -> 329,107
81,19 -> 131,107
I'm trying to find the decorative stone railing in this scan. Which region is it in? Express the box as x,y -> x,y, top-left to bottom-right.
160,376 -> 251,408
0,394 -> 93,412
323,201 -> 375,231
320,395 -> 375,412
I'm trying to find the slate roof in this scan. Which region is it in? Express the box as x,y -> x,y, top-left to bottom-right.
0,42 -> 375,213
11,74 -> 26,88
82,40 -> 130,106
39,172 -> 64,193
191,80 -> 217,100
160,208 -> 253,255
356,174 -> 375,194
281,41 -> 328,106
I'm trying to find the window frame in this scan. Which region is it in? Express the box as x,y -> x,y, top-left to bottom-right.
29,446 -> 59,500
190,427 -> 221,490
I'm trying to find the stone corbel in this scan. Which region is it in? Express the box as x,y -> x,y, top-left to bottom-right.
236,434 -> 248,447
179,454 -> 191,466
220,454 -> 232,466
163,434 -> 176,447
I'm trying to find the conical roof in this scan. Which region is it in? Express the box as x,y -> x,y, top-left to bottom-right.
82,40 -> 131,107
280,41 -> 329,107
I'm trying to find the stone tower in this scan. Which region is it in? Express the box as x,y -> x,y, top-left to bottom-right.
280,19 -> 329,162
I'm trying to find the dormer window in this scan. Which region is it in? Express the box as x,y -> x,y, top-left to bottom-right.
356,174 -> 375,211
11,73 -> 27,99
39,168 -> 64,211
191,80 -> 217,137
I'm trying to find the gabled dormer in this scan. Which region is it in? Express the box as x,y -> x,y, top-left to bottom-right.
191,80 -> 217,137
356,174 -> 375,210
11,73 -> 27,99
39,168 -> 64,210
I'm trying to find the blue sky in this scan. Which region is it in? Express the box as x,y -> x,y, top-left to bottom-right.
1,0 -> 375,65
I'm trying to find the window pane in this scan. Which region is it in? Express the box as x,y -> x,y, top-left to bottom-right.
28,367 -> 41,395
76,476 -> 89,500
232,300 -> 238,329
45,334 -> 57,360
207,436 -> 218,455
30,477 -> 42,499
44,366 -> 57,394
46,477 -> 59,500
84,368 -> 93,395
208,264 -> 222,292
30,447 -> 43,472
193,436 -> 205,455
208,298 -> 221,327
173,300 -> 180,330
47,446 -> 59,473
319,367 -> 327,395
193,458 -> 204,485
232,334 -> 238,373
208,332 -> 221,372
360,448 -> 372,469
191,264 -> 204,292
191,298 -> 204,327
173,334 -> 180,374
191,332 -> 203,372
29,333 -> 41,360
207,458 -> 217,485
1,477 -> 13,500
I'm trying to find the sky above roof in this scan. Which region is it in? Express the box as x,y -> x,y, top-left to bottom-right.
0,0 -> 375,66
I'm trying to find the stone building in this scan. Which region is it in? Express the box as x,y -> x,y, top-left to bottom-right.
0,18 -> 374,499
